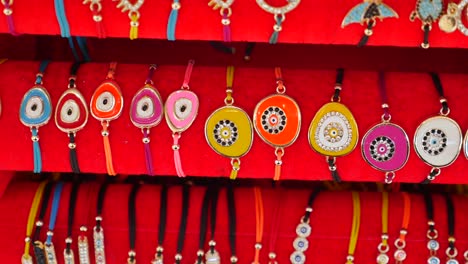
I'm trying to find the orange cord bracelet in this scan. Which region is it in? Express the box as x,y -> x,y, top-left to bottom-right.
394,192 -> 411,264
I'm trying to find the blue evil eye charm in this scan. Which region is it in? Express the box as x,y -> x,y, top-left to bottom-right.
447,259 -> 459,264
290,251 -> 305,264
20,86 -> 52,127
295,223 -> 311,237
427,239 -> 440,251
293,237 -> 309,252
427,256 -> 440,264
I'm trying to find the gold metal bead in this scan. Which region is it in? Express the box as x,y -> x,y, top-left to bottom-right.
142,137 -> 150,144
3,8 -> 12,15
421,42 -> 430,49
172,2 -> 181,9
221,18 -> 230,25
93,15 -> 103,22
172,144 -> 180,150
68,143 -> 76,149
31,136 -> 39,142
364,28 -> 373,36
101,130 -> 109,137
273,24 -> 282,32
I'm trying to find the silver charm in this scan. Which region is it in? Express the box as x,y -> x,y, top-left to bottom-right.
377,253 -> 389,264
290,251 -> 305,264
64,249 -> 75,264
295,222 -> 311,237
152,246 -> 164,264
93,227 -> 106,264
428,256 -> 441,264
205,250 -> 220,264
428,240 -> 440,251
45,243 -> 58,264
21,255 -> 33,264
78,234 -> 91,264
293,237 -> 309,252
394,249 -> 407,262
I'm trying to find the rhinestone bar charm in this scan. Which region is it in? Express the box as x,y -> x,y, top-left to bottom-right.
44,243 -> 58,264
64,249 -> 75,264
33,241 -> 47,264
290,211 -> 312,264
78,235 -> 91,264
21,255 -> 33,264
205,250 -> 220,264
93,227 -> 106,264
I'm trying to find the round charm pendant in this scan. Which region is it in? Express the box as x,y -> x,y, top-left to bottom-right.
205,106 -> 253,158
20,86 -> 52,127
427,239 -> 440,251
447,259 -> 459,264
90,81 -> 124,121
293,237 -> 309,252
130,85 -> 163,128
464,131 -> 468,159
414,116 -> 462,168
394,249 -> 407,262
290,251 -> 305,264
308,102 -> 359,156
253,94 -> 301,147
55,88 -> 89,133
295,222 -> 311,237
362,123 -> 410,172
165,90 -> 199,132
377,253 -> 389,264
427,256 -> 440,264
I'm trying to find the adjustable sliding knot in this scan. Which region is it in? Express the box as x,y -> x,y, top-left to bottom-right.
142,128 -> 150,144
129,12 -> 140,40
172,132 -> 185,177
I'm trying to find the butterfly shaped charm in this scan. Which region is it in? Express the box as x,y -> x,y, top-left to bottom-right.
342,0 -> 398,27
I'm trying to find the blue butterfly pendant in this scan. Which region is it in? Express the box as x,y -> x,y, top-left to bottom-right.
411,0 -> 443,24
342,0 -> 398,28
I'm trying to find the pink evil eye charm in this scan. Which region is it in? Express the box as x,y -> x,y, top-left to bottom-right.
362,123 -> 410,172
130,85 -> 164,128
165,90 -> 199,132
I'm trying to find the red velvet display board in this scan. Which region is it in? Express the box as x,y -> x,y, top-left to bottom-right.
2,0 -> 468,48
0,61 -> 468,183
2,182 -> 468,263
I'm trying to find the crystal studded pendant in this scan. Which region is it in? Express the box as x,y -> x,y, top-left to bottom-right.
44,243 -> 58,264
33,241 -> 47,264
309,102 -> 359,157
93,227 -> 106,264
447,259 -> 459,264
290,251 -> 306,264
376,253 -> 389,264
64,249 -> 75,264
394,248 -> 407,262
21,255 -> 33,264
205,250 -> 220,264
427,256 -> 440,264
78,234 -> 91,264
295,222 -> 311,237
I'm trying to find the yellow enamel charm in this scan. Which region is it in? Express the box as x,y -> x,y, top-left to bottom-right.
309,102 -> 359,157
204,66 -> 253,179
307,69 -> 358,182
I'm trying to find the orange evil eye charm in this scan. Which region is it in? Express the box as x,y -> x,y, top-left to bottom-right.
253,68 -> 301,180
90,80 -> 124,122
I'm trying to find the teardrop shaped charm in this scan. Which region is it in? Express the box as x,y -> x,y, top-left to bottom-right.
253,94 -> 301,147
90,81 -> 124,121
130,85 -> 164,128
362,123 -> 410,172
20,86 -> 52,127
414,116 -> 462,168
308,102 -> 359,157
55,89 -> 89,133
205,106 -> 253,158
165,90 -> 199,132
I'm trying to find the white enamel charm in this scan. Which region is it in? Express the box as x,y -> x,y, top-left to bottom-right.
414,116 -> 462,168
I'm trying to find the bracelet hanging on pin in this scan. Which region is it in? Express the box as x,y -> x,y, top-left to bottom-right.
256,0 -> 300,44
83,0 -> 106,38
114,0 -> 144,40
342,0 -> 398,47
409,0 -> 443,48
208,0 -> 234,42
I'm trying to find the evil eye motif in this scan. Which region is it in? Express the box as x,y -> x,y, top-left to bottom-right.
165,90 -> 199,133
362,123 -> 410,172
376,254 -> 389,264
20,86 -> 52,127
293,237 -> 309,252
427,256 -> 440,264
90,81 -> 123,121
130,85 -> 163,128
253,94 -> 301,147
414,116 -> 462,168
308,102 -> 358,157
55,89 -> 89,133
295,223 -> 311,237
427,239 -> 439,251
394,249 -> 407,261
213,120 -> 238,147
447,259 -> 459,264
289,251 -> 305,264
205,106 -> 253,158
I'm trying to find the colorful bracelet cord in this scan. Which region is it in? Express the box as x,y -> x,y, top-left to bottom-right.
174,184 -> 190,264
44,182 -> 65,264
20,60 -> 52,174
94,182 -> 109,264
268,189 -> 282,264
376,192 -> 390,263
1,0 -> 18,35
64,182 -> 80,264
21,181 -> 47,264
32,181 -> 54,264
127,183 -> 141,264
290,188 -> 320,264
252,187 -> 264,264
424,191 -> 440,263
227,184 -> 237,264
346,191 -> 361,264
167,0 -> 180,40
152,184 -> 168,263
83,0 -> 106,38
394,192 -> 411,264
445,194 -> 458,263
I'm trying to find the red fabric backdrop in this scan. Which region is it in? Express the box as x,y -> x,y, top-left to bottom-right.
0,61 -> 467,183
1,0 -> 468,47
2,182 -> 468,263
